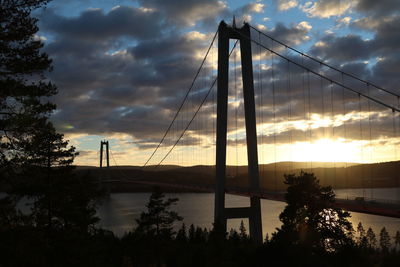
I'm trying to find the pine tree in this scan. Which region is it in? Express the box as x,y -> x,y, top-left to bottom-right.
239,220 -> 248,241
379,227 -> 391,252
366,227 -> 377,249
194,226 -> 207,242
188,224 -> 196,241
1,0 -> 56,180
264,233 -> 269,243
228,228 -> 240,241
395,230 -> 400,249
272,172 -> 354,252
0,0 -> 102,233
356,222 -> 368,248
135,188 -> 182,239
176,223 -> 187,242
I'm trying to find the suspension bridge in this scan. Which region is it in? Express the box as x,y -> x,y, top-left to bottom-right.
97,20 -> 400,243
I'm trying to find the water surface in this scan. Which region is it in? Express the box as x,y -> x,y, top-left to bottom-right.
97,191 -> 400,238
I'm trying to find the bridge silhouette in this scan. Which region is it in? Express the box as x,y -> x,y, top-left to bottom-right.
99,20 -> 400,243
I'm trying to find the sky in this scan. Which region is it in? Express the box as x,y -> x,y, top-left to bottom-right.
35,0 -> 400,166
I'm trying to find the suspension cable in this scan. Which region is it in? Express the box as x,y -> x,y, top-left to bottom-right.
142,29 -> 219,168
232,27 -> 400,113
153,40 -> 239,168
249,25 -> 400,98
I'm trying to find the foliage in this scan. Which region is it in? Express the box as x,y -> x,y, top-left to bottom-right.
395,230 -> 400,249
135,188 -> 183,239
0,0 -> 103,235
356,222 -> 368,248
271,171 -> 354,252
366,227 -> 377,249
379,227 -> 391,252
239,220 -> 248,241
1,0 -> 56,179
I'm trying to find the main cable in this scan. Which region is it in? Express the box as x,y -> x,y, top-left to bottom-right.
154,40 -> 239,168
232,27 -> 400,113
142,29 -> 219,168
249,25 -> 400,98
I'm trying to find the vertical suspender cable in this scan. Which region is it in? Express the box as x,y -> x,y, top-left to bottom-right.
234,44 -> 239,177
358,94 -> 365,198
307,71 -> 312,171
301,55 -> 308,171
342,73 -> 348,199
320,65 -> 326,185
287,59 -> 293,172
367,83 -> 373,199
270,39 -> 277,190
330,81 -> 336,189
397,97 -> 400,202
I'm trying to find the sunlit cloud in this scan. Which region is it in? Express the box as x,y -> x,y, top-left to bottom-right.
277,0 -> 298,11
300,0 -> 354,18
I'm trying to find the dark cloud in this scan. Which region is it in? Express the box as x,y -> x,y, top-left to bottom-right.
309,35 -> 372,62
138,0 -> 228,27
356,0 -> 400,16
35,0 -> 400,158
40,6 -> 165,41
264,21 -> 312,47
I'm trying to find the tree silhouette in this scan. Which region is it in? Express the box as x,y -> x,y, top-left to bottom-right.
1,0 -> 56,181
0,1 -> 104,234
239,220 -> 248,241
176,223 -> 187,242
366,227 -> 377,249
395,231 -> 400,250
135,188 -> 182,239
272,171 -> 353,252
379,227 -> 391,252
356,222 -> 368,248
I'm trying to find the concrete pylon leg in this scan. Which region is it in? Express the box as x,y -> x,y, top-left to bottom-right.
100,141 -> 104,168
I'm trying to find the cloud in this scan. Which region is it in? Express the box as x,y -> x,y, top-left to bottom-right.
35,0 -> 400,167
138,0 -> 228,27
262,21 -> 313,47
355,0 -> 400,16
335,16 -> 352,28
300,0 -> 354,18
40,6 -> 165,41
309,34 -> 372,62
277,0 -> 298,11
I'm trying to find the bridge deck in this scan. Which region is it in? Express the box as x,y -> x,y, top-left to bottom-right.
104,179 -> 400,218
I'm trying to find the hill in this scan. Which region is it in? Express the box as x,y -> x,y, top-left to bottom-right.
74,161 -> 400,192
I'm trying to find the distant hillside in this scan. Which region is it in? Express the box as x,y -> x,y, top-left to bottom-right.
75,161 -> 400,192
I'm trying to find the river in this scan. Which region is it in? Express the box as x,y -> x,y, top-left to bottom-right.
97,188 -> 400,239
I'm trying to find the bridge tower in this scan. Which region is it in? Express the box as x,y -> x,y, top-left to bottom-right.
100,140 -> 110,168
215,21 -> 263,244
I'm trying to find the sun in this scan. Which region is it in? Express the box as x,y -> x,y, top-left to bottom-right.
290,138 -> 363,163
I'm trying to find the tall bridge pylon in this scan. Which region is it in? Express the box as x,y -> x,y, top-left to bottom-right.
100,140 -> 110,168
215,21 -> 263,244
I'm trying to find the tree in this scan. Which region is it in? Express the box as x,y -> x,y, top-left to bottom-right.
0,0 -> 57,224
379,227 -> 391,252
175,223 -> 187,242
188,223 -> 196,241
356,222 -> 368,248
272,171 -> 354,252
135,188 -> 183,239
1,0 -> 55,179
366,227 -> 377,249
239,220 -> 248,241
395,230 -> 400,250
0,0 -> 103,233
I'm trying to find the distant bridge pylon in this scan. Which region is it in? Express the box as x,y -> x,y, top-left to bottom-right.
100,140 -> 110,168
